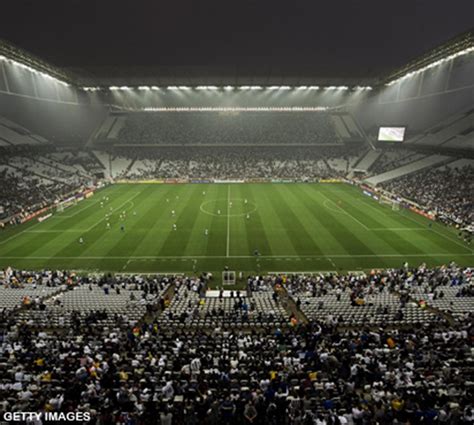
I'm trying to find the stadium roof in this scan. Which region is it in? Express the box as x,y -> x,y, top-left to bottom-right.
0,28 -> 472,90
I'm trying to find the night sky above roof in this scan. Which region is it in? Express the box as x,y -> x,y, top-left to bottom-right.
1,0 -> 473,77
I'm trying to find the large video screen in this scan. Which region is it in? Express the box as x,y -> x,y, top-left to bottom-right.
377,126 -> 406,142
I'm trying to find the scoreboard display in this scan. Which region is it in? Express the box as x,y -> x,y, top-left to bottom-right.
378,126 -> 406,142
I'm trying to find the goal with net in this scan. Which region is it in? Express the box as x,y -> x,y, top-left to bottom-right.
379,196 -> 400,211
222,270 -> 236,285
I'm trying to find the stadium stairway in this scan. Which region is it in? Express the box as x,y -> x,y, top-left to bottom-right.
406,107 -> 474,149
364,154 -> 454,185
352,148 -> 382,173
92,150 -> 112,178
6,161 -> 69,186
275,284 -> 309,324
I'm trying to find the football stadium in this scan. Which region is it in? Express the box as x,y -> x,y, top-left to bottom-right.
0,1 -> 473,423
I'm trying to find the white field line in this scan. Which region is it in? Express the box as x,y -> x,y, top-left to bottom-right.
1,253 -> 472,260
53,198 -> 101,219
0,220 -> 43,245
84,197 -> 137,232
226,185 -> 230,257
26,230 -> 87,233
320,195 -> 370,230
370,228 -> 432,231
395,208 -> 473,253
0,191 -> 141,244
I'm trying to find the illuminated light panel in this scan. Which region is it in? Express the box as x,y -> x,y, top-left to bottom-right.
0,55 -> 69,86
387,46 -> 474,86
141,106 -> 330,112
138,86 -> 151,90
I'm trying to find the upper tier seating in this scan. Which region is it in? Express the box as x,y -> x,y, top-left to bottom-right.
115,112 -> 340,146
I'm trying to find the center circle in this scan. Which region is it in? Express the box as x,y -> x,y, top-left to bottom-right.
200,198 -> 257,217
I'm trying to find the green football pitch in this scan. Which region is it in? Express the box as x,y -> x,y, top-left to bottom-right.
0,183 -> 472,276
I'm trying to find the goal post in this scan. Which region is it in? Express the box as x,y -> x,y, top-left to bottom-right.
222,270 -> 236,285
391,201 -> 400,211
379,195 -> 400,211
56,197 -> 81,213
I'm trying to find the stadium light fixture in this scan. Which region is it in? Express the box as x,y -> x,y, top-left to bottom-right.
138,86 -> 151,90
308,86 -> 319,90
386,45 -> 474,86
141,106 -> 329,112
151,86 -> 160,90
267,86 -> 292,90
250,86 -> 263,90
0,55 -> 70,86
178,86 -> 191,90
296,86 -> 308,90
239,86 -> 250,90
196,86 -> 219,90
109,86 -> 120,90
224,85 -> 234,90
167,86 -> 179,90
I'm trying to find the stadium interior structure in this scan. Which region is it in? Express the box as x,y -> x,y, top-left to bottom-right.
0,29 -> 473,424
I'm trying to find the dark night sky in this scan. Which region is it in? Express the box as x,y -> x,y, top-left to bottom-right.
1,0 -> 472,76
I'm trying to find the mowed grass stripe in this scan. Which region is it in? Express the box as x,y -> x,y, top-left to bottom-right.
262,185 -> 322,256
282,185 -> 345,255
228,184 -> 251,258
47,185 -> 150,268
45,185 -> 125,232
0,183 -> 471,274
321,185 -> 430,256
101,185 -> 174,261
154,185 -> 205,257
395,207 -> 472,253
305,185 -> 380,256
294,185 -> 357,256
241,185 -> 273,257
346,185 -> 471,254
186,185 -> 221,256
0,185 -> 139,258
202,185 -> 227,258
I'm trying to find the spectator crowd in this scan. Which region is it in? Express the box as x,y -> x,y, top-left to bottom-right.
382,165 -> 474,228
118,112 -> 338,146
0,264 -> 472,424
